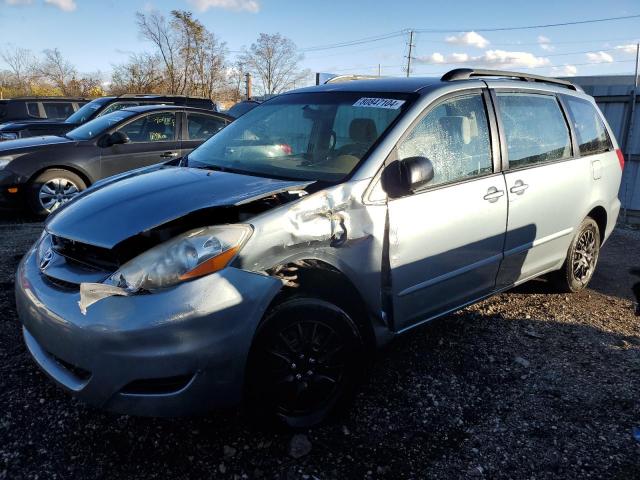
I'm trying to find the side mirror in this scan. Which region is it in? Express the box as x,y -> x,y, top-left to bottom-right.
380,156 -> 435,198
106,131 -> 130,146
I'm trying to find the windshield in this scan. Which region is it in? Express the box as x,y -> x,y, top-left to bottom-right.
65,98 -> 112,124
66,110 -> 136,141
187,92 -> 413,182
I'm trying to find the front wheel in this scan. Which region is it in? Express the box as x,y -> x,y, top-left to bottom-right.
552,217 -> 601,293
28,169 -> 86,216
245,297 -> 365,429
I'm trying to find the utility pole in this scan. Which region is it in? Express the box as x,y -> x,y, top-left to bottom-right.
635,42 -> 639,88
245,73 -> 252,100
405,30 -> 414,78
378,64 -> 381,77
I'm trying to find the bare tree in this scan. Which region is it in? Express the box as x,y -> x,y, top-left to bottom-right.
240,33 -> 305,95
135,11 -> 180,94
110,53 -> 164,94
37,48 -> 77,95
0,45 -> 36,94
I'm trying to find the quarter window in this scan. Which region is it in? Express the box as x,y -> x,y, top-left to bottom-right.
117,112 -> 176,143
563,96 -> 612,156
27,102 -> 42,118
186,113 -> 228,140
496,93 -> 571,168
397,93 -> 493,187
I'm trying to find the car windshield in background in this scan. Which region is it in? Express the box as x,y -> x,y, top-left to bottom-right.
65,98 -> 111,124
187,92 -> 413,182
66,110 -> 135,141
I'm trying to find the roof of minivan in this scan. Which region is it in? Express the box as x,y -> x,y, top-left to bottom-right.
287,77 -> 443,94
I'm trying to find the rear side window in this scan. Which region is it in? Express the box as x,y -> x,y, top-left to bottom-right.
27,102 -> 42,118
397,92 -> 493,187
186,113 -> 227,140
563,96 -> 612,156
496,93 -> 571,168
43,102 -> 74,120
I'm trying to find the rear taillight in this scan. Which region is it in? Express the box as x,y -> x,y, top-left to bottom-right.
616,148 -> 625,170
280,144 -> 293,155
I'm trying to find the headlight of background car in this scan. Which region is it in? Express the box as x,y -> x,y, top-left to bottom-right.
106,225 -> 253,291
0,155 -> 15,169
0,133 -> 18,142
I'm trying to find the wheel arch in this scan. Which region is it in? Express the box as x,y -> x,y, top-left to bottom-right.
28,164 -> 94,189
586,205 -> 607,244
263,259 -> 377,354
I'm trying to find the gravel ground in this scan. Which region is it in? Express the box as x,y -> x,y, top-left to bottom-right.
0,217 -> 639,479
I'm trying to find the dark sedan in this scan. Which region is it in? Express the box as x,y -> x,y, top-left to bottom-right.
0,105 -> 231,214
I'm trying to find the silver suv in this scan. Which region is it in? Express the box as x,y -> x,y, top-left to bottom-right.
16,69 -> 623,428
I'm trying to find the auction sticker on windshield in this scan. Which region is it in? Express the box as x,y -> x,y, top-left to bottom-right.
353,98 -> 405,109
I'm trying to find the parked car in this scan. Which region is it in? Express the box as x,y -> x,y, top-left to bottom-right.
0,94 -> 216,141
16,69 -> 622,428
0,105 -> 231,214
226,99 -> 261,118
0,97 -> 87,135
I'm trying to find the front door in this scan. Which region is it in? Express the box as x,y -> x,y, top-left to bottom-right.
100,111 -> 180,179
387,91 -> 509,332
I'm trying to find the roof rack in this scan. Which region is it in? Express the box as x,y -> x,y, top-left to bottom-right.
441,68 -> 579,91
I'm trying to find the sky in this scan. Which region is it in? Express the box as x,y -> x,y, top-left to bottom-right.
1,0 -> 640,84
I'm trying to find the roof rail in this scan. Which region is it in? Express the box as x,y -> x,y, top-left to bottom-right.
441,68 -> 579,91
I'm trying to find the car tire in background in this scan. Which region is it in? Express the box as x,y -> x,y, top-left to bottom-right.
245,297 -> 366,429
28,169 -> 86,216
552,217 -> 601,293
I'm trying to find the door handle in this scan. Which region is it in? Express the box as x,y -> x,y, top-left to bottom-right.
160,151 -> 179,158
483,186 -> 505,203
510,180 -> 529,195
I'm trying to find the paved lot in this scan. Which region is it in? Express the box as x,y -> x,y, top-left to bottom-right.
0,216 -> 638,479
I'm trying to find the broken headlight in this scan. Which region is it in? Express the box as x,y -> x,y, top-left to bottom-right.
105,225 -> 252,291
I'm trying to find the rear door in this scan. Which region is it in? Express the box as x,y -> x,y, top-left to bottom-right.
181,112 -> 230,155
386,90 -> 508,331
99,111 -> 180,179
492,90 -> 591,286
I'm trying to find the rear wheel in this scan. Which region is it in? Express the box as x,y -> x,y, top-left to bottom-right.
552,217 -> 600,293
28,169 -> 86,216
245,297 -> 365,429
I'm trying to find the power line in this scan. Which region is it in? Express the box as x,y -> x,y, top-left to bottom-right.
414,13 -> 640,33
298,14 -> 640,53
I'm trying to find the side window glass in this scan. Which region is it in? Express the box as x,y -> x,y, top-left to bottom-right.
27,102 -> 42,118
397,93 -> 493,187
98,102 -> 138,117
43,102 -> 74,120
563,96 -> 612,156
117,112 -> 176,143
496,93 -> 571,168
187,113 -> 227,140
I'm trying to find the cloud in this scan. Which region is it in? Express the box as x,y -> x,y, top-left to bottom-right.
426,52 -> 445,64
44,0 -> 77,11
445,31 -> 489,49
188,0 -> 260,13
552,64 -> 578,77
537,35 -> 554,52
586,51 -> 614,63
616,44 -> 638,54
418,49 -> 549,69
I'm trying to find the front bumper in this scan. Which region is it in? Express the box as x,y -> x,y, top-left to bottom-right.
15,246 -> 282,416
0,170 -> 24,208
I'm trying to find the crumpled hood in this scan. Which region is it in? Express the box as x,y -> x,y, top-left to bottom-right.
0,135 -> 72,152
47,166 -> 311,248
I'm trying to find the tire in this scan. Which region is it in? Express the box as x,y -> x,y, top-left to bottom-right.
245,297 -> 365,429
551,217 -> 601,293
28,169 -> 86,216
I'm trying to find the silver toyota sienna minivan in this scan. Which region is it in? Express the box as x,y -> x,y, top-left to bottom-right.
16,69 -> 623,428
